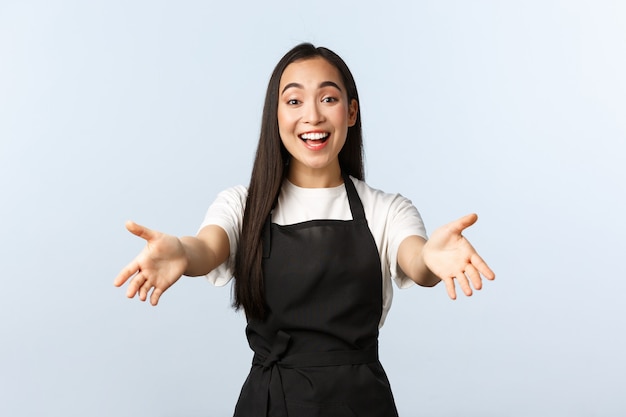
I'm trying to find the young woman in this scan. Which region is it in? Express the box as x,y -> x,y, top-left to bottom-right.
114,43 -> 495,416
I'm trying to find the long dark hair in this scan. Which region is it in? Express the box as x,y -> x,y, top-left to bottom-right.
233,43 -> 364,320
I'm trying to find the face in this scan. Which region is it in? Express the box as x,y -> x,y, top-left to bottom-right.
277,57 -> 358,187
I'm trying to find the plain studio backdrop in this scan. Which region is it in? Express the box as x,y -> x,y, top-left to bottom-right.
1,1 -> 624,416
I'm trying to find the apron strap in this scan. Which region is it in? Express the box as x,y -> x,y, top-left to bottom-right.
342,173 -> 366,221
276,346 -> 378,368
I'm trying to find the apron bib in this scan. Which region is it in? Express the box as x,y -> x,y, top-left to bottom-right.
233,175 -> 399,417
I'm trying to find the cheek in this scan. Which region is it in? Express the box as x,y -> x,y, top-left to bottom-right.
277,108 -> 295,131
331,107 -> 350,128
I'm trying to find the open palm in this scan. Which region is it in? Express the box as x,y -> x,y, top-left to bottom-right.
113,221 -> 188,305
422,213 -> 495,299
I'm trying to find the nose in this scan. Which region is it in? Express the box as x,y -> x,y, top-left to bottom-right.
303,101 -> 324,125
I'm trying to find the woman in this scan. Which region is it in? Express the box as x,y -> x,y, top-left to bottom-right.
114,43 -> 495,416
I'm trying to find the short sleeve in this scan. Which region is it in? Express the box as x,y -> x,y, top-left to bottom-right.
198,185 -> 247,286
386,195 -> 427,289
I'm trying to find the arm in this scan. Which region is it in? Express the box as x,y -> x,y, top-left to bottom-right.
182,224 -> 230,276
397,213 -> 495,299
397,235 -> 441,288
113,221 -> 229,306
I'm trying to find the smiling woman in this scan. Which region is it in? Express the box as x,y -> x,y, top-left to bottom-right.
114,43 -> 495,416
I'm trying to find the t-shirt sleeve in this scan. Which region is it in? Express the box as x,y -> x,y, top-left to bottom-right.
386,194 -> 427,289
198,185 -> 247,286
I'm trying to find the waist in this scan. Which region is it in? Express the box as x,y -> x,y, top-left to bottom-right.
253,345 -> 379,369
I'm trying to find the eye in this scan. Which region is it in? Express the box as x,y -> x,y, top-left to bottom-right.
286,99 -> 300,105
322,96 -> 338,103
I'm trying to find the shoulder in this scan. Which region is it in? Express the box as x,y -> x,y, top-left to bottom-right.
200,185 -> 248,229
349,176 -> 413,210
216,184 -> 248,201
349,176 -> 386,196
350,176 -> 426,236
212,185 -> 248,210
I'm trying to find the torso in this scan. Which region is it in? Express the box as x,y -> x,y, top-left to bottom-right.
233,175 -> 399,417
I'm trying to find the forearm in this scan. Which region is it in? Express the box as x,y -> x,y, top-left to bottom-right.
180,225 -> 230,277
397,235 -> 441,287
407,250 -> 441,287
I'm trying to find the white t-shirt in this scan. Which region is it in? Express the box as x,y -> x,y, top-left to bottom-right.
199,176 -> 427,327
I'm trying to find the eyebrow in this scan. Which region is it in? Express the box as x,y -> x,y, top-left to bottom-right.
281,81 -> 343,95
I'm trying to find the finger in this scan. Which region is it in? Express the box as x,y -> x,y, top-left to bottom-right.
126,271 -> 146,298
138,280 -> 153,302
442,277 -> 457,300
150,288 -> 164,306
114,260 -> 140,287
125,220 -> 157,242
470,253 -> 496,280
465,264 -> 482,291
455,271 -> 473,297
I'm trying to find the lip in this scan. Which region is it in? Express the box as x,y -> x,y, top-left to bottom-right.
302,137 -> 329,151
298,130 -> 330,151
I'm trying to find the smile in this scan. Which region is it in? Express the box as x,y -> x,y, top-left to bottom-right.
299,132 -> 330,141
298,132 -> 330,150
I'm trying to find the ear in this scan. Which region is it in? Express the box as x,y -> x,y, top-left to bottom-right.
347,99 -> 358,127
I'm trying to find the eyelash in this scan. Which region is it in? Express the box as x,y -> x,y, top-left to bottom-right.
286,97 -> 338,105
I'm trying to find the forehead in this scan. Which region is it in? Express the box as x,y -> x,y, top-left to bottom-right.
279,57 -> 345,91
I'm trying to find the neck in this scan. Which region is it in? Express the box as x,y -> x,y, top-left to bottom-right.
287,163 -> 343,188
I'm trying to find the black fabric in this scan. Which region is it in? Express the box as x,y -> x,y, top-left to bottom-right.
233,175 -> 399,417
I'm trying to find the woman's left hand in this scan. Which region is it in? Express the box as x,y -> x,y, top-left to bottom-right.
422,213 -> 495,299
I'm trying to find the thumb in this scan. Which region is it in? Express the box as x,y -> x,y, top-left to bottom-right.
451,213 -> 478,233
125,220 -> 157,242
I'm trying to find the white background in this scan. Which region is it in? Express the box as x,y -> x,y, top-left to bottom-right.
1,1 -> 625,415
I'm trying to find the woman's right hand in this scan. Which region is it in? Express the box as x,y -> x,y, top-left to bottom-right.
114,221 -> 188,306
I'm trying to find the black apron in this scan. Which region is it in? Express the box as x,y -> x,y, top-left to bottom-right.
233,175 -> 399,417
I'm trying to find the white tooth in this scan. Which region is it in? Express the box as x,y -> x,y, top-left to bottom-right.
301,132 -> 328,140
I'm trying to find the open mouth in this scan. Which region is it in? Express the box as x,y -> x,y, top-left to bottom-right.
299,132 -> 330,146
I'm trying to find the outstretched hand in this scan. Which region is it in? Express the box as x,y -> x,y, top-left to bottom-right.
113,221 -> 188,306
423,213 -> 495,300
